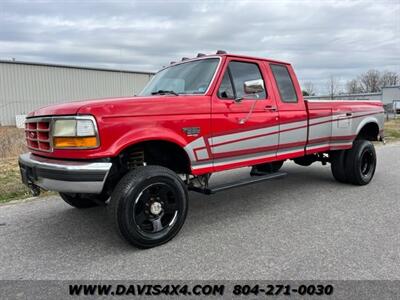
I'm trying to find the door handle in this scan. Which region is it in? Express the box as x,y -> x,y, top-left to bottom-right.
264,105 -> 277,111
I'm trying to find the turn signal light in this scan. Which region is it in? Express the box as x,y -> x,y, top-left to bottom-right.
53,137 -> 98,149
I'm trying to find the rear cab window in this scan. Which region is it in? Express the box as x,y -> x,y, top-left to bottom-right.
270,64 -> 298,103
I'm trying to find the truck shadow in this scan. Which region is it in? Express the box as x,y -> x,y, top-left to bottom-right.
36,164 -> 349,251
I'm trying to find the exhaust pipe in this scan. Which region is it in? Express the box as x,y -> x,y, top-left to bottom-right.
30,185 -> 41,197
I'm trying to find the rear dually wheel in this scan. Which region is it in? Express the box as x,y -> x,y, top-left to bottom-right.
344,140 -> 376,185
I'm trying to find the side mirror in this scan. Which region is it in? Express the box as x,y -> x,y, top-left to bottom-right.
244,79 -> 264,94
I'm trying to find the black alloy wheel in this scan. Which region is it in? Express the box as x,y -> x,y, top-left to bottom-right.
360,148 -> 374,177
109,166 -> 188,248
344,139 -> 377,185
133,182 -> 180,239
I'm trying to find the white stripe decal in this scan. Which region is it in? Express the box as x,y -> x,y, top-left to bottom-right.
279,120 -> 308,131
309,115 -> 332,125
306,143 -> 330,151
193,146 -> 304,170
211,134 -> 277,153
195,148 -> 209,160
210,125 -> 279,146
188,109 -> 383,170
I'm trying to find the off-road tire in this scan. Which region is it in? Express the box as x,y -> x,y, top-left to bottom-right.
344,140 -> 376,185
108,166 -> 188,248
330,150 -> 348,183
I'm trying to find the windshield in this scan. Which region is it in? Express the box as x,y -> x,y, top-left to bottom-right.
139,58 -> 219,96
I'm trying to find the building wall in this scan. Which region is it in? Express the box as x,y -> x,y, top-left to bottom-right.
305,86 -> 400,105
305,93 -> 382,101
0,61 -> 154,126
382,86 -> 400,104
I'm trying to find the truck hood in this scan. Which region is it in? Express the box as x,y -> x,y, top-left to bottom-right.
28,96 -> 139,117
28,95 -> 209,118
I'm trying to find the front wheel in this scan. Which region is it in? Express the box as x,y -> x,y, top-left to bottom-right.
344,140 -> 377,185
109,166 -> 188,248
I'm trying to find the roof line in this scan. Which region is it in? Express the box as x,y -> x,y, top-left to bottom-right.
225,54 -> 290,65
0,59 -> 156,75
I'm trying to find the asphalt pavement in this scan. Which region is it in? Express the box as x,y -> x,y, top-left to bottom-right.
0,143 -> 399,280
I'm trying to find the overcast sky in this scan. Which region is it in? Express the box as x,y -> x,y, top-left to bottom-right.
0,0 -> 399,93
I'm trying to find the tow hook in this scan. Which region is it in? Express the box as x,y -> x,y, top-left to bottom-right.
29,185 -> 41,197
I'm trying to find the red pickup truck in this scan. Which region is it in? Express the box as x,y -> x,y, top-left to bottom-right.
19,51 -> 384,248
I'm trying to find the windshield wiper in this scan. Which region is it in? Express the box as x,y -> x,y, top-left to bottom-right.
151,90 -> 179,96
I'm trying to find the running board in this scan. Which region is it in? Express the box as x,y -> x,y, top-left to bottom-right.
189,171 -> 287,195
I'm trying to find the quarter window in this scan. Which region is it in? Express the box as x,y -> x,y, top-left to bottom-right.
218,71 -> 235,99
270,64 -> 298,103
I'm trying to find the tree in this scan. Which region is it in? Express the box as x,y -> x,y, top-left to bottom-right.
380,71 -> 399,87
358,69 -> 381,93
326,75 -> 340,99
346,79 -> 362,94
302,81 -> 316,96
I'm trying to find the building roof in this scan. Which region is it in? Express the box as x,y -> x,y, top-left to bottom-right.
306,91 -> 382,99
0,59 -> 155,75
383,85 -> 400,89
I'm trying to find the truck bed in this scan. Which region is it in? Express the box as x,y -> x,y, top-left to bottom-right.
304,100 -> 384,154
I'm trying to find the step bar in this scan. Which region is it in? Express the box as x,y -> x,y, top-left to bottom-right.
189,171 -> 287,195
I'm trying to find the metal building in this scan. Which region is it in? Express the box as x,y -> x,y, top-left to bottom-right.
305,86 -> 400,104
0,60 -> 154,126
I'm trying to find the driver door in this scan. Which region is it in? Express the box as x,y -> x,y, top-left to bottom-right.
209,58 -> 279,171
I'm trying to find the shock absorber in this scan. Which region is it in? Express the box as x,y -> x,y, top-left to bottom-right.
127,148 -> 145,169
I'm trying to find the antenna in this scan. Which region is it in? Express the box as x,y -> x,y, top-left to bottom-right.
197,53 -> 206,57
216,50 -> 227,54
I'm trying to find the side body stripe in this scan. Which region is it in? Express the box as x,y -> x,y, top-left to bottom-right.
185,109 -> 383,173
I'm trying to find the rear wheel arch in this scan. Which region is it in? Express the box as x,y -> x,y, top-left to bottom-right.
356,121 -> 380,141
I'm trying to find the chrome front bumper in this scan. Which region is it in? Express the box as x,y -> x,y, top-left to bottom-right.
18,153 -> 112,194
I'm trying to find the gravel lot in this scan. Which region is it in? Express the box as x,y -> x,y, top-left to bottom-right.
0,143 -> 399,280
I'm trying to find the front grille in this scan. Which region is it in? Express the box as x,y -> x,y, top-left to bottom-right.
25,118 -> 52,152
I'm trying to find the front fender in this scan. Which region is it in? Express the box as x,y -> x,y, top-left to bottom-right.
108,127 -> 189,157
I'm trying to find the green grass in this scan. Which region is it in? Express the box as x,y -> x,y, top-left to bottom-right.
0,158 -> 31,203
384,118 -> 400,141
0,158 -> 54,204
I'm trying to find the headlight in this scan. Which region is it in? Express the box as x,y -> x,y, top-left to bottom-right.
52,117 -> 99,149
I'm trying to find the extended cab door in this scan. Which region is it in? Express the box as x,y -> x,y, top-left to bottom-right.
267,63 -> 307,159
209,57 -> 279,172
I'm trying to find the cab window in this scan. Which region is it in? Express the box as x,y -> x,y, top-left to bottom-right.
270,64 -> 298,103
218,61 -> 266,100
